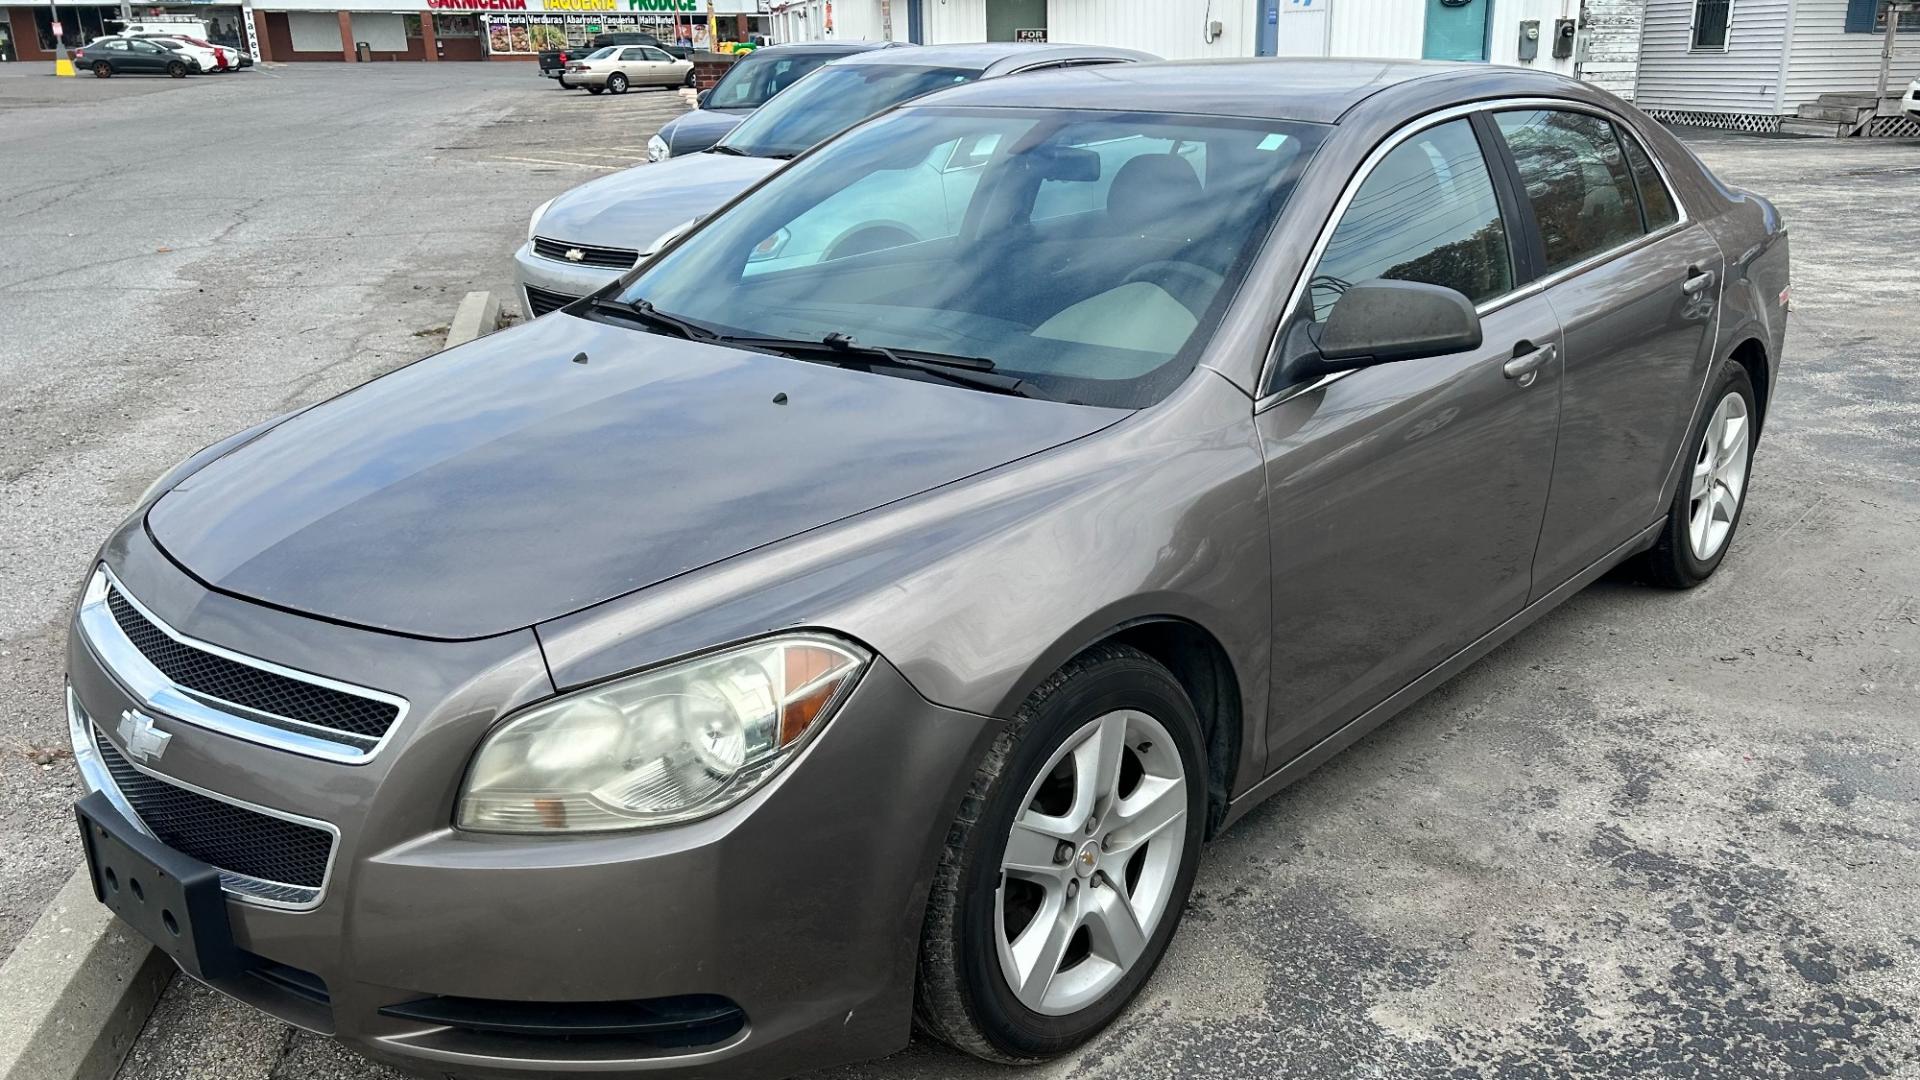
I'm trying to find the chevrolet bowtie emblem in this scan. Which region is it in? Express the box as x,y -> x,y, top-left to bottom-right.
564,248 -> 586,262
117,710 -> 171,764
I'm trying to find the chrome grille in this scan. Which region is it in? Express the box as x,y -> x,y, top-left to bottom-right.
532,236 -> 639,269
106,585 -> 397,740
78,567 -> 406,763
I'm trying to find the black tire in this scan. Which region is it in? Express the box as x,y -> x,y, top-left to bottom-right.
915,644 -> 1206,1063
92,61 -> 113,78
555,75 -> 570,89
166,60 -> 186,78
1636,358 -> 1758,588
586,85 -> 605,95
682,67 -> 695,88
607,72 -> 628,94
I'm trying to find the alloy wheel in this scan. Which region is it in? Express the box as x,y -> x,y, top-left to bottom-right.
1688,391 -> 1750,561
995,709 -> 1187,1016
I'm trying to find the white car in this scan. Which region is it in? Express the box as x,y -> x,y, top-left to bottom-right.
560,44 -> 693,94
141,35 -> 227,73
1904,76 -> 1919,119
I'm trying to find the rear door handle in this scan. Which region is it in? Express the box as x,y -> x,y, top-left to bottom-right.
1682,268 -> 1717,295
1503,343 -> 1556,383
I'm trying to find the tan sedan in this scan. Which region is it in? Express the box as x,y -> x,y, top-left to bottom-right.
561,44 -> 694,94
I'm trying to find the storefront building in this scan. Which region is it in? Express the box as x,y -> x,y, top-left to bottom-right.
234,0 -> 763,61
2,4 -> 257,62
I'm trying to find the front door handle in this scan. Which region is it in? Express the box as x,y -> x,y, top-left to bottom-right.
1503,343 -> 1556,383
1682,268 -> 1717,295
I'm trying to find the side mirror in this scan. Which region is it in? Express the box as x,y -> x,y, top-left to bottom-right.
1302,280 -> 1482,379
696,89 -> 711,108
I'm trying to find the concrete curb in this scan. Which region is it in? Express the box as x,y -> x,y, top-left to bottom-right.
448,290 -> 501,347
0,868 -> 172,1080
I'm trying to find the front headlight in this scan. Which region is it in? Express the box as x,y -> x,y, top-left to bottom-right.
647,133 -> 670,162
458,634 -> 868,834
527,197 -> 554,242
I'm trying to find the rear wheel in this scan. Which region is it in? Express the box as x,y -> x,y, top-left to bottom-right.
556,75 -> 570,89
607,72 -> 628,94
1636,359 -> 1757,588
166,60 -> 187,78
92,61 -> 113,78
916,645 -> 1205,1063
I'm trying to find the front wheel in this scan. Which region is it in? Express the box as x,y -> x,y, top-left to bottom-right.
92,61 -> 113,78
682,67 -> 695,88
915,644 -> 1205,1062
607,72 -> 627,94
166,60 -> 187,78
1637,359 -> 1757,588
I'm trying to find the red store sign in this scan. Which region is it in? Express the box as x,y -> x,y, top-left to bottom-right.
427,0 -> 528,8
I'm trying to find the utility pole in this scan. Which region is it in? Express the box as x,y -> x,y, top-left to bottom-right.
49,0 -> 75,76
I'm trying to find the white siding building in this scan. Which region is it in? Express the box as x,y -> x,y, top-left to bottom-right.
771,0 -> 1593,76
1630,0 -> 1920,131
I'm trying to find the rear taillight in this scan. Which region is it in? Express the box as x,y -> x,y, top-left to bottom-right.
559,51 -> 568,62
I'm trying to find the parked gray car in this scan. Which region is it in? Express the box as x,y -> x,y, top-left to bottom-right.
647,40 -> 900,162
70,60 -> 1785,1080
514,42 -> 1157,317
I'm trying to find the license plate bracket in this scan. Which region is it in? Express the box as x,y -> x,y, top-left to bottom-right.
76,790 -> 243,981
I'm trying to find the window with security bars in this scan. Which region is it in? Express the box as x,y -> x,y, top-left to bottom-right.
1692,0 -> 1732,49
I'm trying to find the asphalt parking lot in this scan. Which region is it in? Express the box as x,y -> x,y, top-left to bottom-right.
2,63 -> 1916,1080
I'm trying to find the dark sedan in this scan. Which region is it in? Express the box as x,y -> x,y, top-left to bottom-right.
648,40 -> 902,162
70,60 -> 1785,1080
72,36 -> 198,77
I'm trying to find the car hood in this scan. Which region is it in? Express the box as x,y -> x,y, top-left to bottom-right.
146,314 -> 1122,640
660,109 -> 751,155
534,153 -> 779,254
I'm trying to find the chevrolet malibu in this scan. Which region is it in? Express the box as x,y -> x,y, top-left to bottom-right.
69,60 -> 1786,1079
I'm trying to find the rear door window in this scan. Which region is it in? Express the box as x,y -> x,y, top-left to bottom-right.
1494,109 -> 1646,273
1617,127 -> 1679,231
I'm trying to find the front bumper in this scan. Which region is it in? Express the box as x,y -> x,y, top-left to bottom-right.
512,239 -> 625,312
67,528 -> 996,1078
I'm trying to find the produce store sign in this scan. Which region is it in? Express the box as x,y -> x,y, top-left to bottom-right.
429,0 -> 691,8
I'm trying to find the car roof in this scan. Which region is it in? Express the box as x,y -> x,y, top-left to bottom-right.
901,57 -> 1581,125
820,41 -> 1158,75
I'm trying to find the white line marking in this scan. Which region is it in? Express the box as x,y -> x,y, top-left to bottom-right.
489,156 -> 621,170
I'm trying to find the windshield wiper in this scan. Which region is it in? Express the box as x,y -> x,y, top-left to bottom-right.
705,143 -> 750,156
587,297 -> 720,342
721,332 -> 1035,397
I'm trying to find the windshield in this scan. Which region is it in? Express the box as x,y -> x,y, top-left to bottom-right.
705,49 -> 844,110
716,64 -> 978,160
616,107 -> 1327,408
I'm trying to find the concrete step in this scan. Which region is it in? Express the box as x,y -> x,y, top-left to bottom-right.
1780,117 -> 1854,138
1795,103 -> 1873,123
